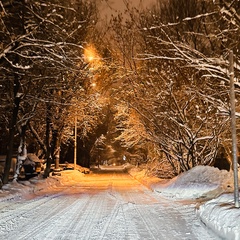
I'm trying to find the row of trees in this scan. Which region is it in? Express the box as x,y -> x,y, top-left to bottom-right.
107,0 -> 240,177
1,0 -> 239,184
0,0 -> 109,184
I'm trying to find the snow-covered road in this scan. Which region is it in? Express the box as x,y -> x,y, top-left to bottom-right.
0,169 -> 220,240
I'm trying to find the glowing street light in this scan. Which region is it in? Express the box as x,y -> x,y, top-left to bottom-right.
87,55 -> 94,62
83,45 -> 102,69
84,45 -> 96,62
73,46 -> 101,170
91,82 -> 96,88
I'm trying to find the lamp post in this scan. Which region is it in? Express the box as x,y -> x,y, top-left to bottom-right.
229,50 -> 239,208
74,115 -> 77,170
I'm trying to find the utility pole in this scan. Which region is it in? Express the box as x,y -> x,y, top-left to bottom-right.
74,115 -> 77,170
229,50 -> 239,208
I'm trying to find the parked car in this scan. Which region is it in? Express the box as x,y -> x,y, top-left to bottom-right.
0,154 -> 44,180
22,153 -> 44,179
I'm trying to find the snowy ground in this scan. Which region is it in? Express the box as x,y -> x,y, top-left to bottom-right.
0,165 -> 239,239
129,165 -> 240,240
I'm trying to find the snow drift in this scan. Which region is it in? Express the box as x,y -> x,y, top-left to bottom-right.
153,166 -> 234,200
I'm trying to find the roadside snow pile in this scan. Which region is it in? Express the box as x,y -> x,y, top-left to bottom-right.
0,180 -> 32,201
128,167 -> 147,179
147,165 -> 240,240
0,170 -> 85,201
0,174 -> 63,201
153,166 -> 234,200
128,165 -> 162,187
197,194 -> 240,240
56,169 -> 85,185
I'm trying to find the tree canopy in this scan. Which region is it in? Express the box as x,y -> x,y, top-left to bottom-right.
0,0 -> 240,184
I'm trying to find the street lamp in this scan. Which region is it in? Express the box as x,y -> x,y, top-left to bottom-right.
72,45 -> 101,170
229,50 -> 239,208
83,45 -> 102,69
74,115 -> 77,170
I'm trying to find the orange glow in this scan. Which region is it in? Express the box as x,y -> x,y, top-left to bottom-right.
91,82 -> 96,87
83,45 -> 102,68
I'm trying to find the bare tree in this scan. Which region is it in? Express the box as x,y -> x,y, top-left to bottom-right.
0,0 -> 98,182
104,0 -> 240,177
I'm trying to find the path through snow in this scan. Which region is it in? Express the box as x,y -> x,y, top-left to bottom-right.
0,168 -> 220,240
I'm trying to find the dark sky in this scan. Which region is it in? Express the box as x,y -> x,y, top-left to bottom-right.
99,0 -> 156,20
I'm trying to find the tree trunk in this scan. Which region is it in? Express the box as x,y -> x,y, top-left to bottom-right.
2,77 -> 21,184
2,1 -> 26,184
52,129 -> 60,171
28,121 -> 47,157
43,103 -> 52,178
14,125 -> 27,181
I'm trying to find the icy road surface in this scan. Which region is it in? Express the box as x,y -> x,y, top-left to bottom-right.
0,168 -> 220,240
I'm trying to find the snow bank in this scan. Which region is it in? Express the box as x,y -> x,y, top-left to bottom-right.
0,170 -> 85,201
56,170 -> 85,185
129,165 -> 240,239
143,165 -> 239,240
197,194 -> 240,240
153,166 -> 234,200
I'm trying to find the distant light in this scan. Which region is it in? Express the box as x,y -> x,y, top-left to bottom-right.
88,56 -> 94,62
83,45 -> 102,69
84,45 -> 97,63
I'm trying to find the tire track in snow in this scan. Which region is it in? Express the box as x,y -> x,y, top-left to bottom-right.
69,191 -> 115,240
59,176 -> 134,239
30,193 -> 91,240
0,170 -> 221,240
112,181 -> 165,240
0,194 -> 66,235
0,190 -> 86,239
110,176 -> 218,240
91,199 -> 127,239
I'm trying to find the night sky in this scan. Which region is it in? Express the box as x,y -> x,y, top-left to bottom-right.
99,0 -> 156,20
